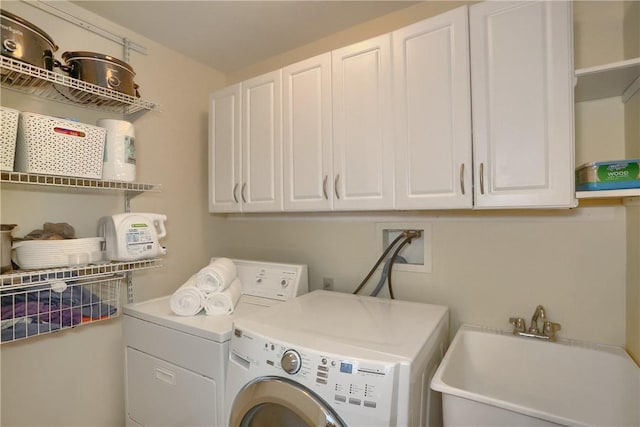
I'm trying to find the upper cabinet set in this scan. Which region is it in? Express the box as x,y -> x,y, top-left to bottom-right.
209,1 -> 575,213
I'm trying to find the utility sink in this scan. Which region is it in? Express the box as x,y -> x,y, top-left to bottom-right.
431,325 -> 640,426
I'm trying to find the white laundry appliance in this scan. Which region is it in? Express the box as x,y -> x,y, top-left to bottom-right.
122,259 -> 308,427
225,290 -> 449,427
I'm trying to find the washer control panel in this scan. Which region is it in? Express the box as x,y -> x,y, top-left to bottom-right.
230,327 -> 397,424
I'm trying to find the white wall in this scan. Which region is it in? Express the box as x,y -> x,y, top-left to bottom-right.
0,1 -> 226,425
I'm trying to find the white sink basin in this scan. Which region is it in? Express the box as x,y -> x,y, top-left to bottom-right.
431,325 -> 640,426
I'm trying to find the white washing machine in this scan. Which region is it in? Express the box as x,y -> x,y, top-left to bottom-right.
225,290 -> 449,427
122,259 -> 308,427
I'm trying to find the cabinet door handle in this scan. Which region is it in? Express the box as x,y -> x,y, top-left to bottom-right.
334,174 -> 340,200
460,163 -> 465,195
233,183 -> 239,203
479,163 -> 485,195
241,182 -> 247,203
322,175 -> 328,200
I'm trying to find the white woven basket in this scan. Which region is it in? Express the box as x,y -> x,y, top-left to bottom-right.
15,112 -> 106,178
0,106 -> 19,172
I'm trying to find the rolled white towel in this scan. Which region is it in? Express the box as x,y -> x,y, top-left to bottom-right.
196,258 -> 237,294
204,278 -> 242,316
170,275 -> 205,316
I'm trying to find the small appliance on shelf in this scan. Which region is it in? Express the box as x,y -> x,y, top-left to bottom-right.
98,213 -> 167,262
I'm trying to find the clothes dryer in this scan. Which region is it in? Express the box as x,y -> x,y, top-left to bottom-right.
225,290 -> 449,427
123,259 -> 308,427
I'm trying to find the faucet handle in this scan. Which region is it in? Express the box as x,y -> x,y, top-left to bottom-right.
509,317 -> 526,332
543,321 -> 561,340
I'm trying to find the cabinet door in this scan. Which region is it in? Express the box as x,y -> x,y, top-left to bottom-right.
332,34 -> 394,210
282,53 -> 333,211
242,70 -> 283,212
209,84 -> 242,213
470,1 -> 575,208
393,6 -> 472,209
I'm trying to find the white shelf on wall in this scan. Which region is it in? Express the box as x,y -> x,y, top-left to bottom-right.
576,188 -> 640,206
1,259 -> 162,289
577,188 -> 640,199
1,171 -> 160,194
0,56 -> 160,114
575,57 -> 640,103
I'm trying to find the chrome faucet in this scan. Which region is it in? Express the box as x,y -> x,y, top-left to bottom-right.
509,305 -> 561,341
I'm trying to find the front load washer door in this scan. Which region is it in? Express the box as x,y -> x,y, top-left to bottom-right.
230,376 -> 346,427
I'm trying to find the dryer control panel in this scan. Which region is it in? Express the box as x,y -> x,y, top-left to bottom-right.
230,328 -> 398,426
212,258 -> 309,301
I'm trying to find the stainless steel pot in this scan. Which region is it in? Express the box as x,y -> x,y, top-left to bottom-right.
1,224 -> 17,273
59,51 -> 140,97
0,9 -> 57,70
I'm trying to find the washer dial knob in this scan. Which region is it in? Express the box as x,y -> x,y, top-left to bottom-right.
281,349 -> 301,374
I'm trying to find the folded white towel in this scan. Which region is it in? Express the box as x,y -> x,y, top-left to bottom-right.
204,278 -> 242,316
169,275 -> 205,316
196,257 -> 237,294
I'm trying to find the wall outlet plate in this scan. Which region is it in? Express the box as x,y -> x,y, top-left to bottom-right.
375,222 -> 432,273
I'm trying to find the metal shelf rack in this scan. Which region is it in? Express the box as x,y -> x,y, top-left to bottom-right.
1,170 -> 159,194
0,56 -> 160,115
1,259 -> 162,290
1,273 -> 124,344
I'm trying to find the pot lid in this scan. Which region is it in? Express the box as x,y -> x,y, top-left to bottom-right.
62,51 -> 136,74
0,9 -> 58,52
1,224 -> 17,231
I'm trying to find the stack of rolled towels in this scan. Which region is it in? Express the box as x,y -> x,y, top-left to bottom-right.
169,258 -> 242,316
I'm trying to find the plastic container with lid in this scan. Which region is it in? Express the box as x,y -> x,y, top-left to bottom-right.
576,159 -> 640,191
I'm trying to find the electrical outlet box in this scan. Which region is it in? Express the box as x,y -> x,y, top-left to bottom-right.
375,222 -> 432,273
322,278 -> 334,290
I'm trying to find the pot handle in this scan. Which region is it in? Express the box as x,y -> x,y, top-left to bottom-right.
133,82 -> 141,98
43,50 -> 54,71
53,59 -> 72,74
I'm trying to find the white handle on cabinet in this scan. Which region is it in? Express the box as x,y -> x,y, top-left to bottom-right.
479,163 -> 485,195
241,183 -> 247,203
460,163 -> 465,195
334,174 -> 340,200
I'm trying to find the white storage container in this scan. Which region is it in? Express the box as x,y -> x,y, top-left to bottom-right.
0,106 -> 19,171
11,237 -> 104,269
15,112 -> 106,178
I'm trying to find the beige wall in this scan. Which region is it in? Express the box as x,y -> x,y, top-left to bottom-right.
624,0 -> 640,363
0,1 -> 637,426
0,1 -> 226,425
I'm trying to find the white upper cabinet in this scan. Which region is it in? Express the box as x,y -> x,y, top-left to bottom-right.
282,53 -> 333,211
470,1 -> 576,208
209,84 -> 242,213
393,6 -> 473,209
241,70 -> 283,212
332,34 -> 395,211
209,1 -> 577,213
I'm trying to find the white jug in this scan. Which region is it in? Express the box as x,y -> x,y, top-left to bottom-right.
98,213 -> 167,261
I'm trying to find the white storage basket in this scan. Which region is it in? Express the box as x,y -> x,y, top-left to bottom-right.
0,106 -> 19,172
15,112 -> 106,178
